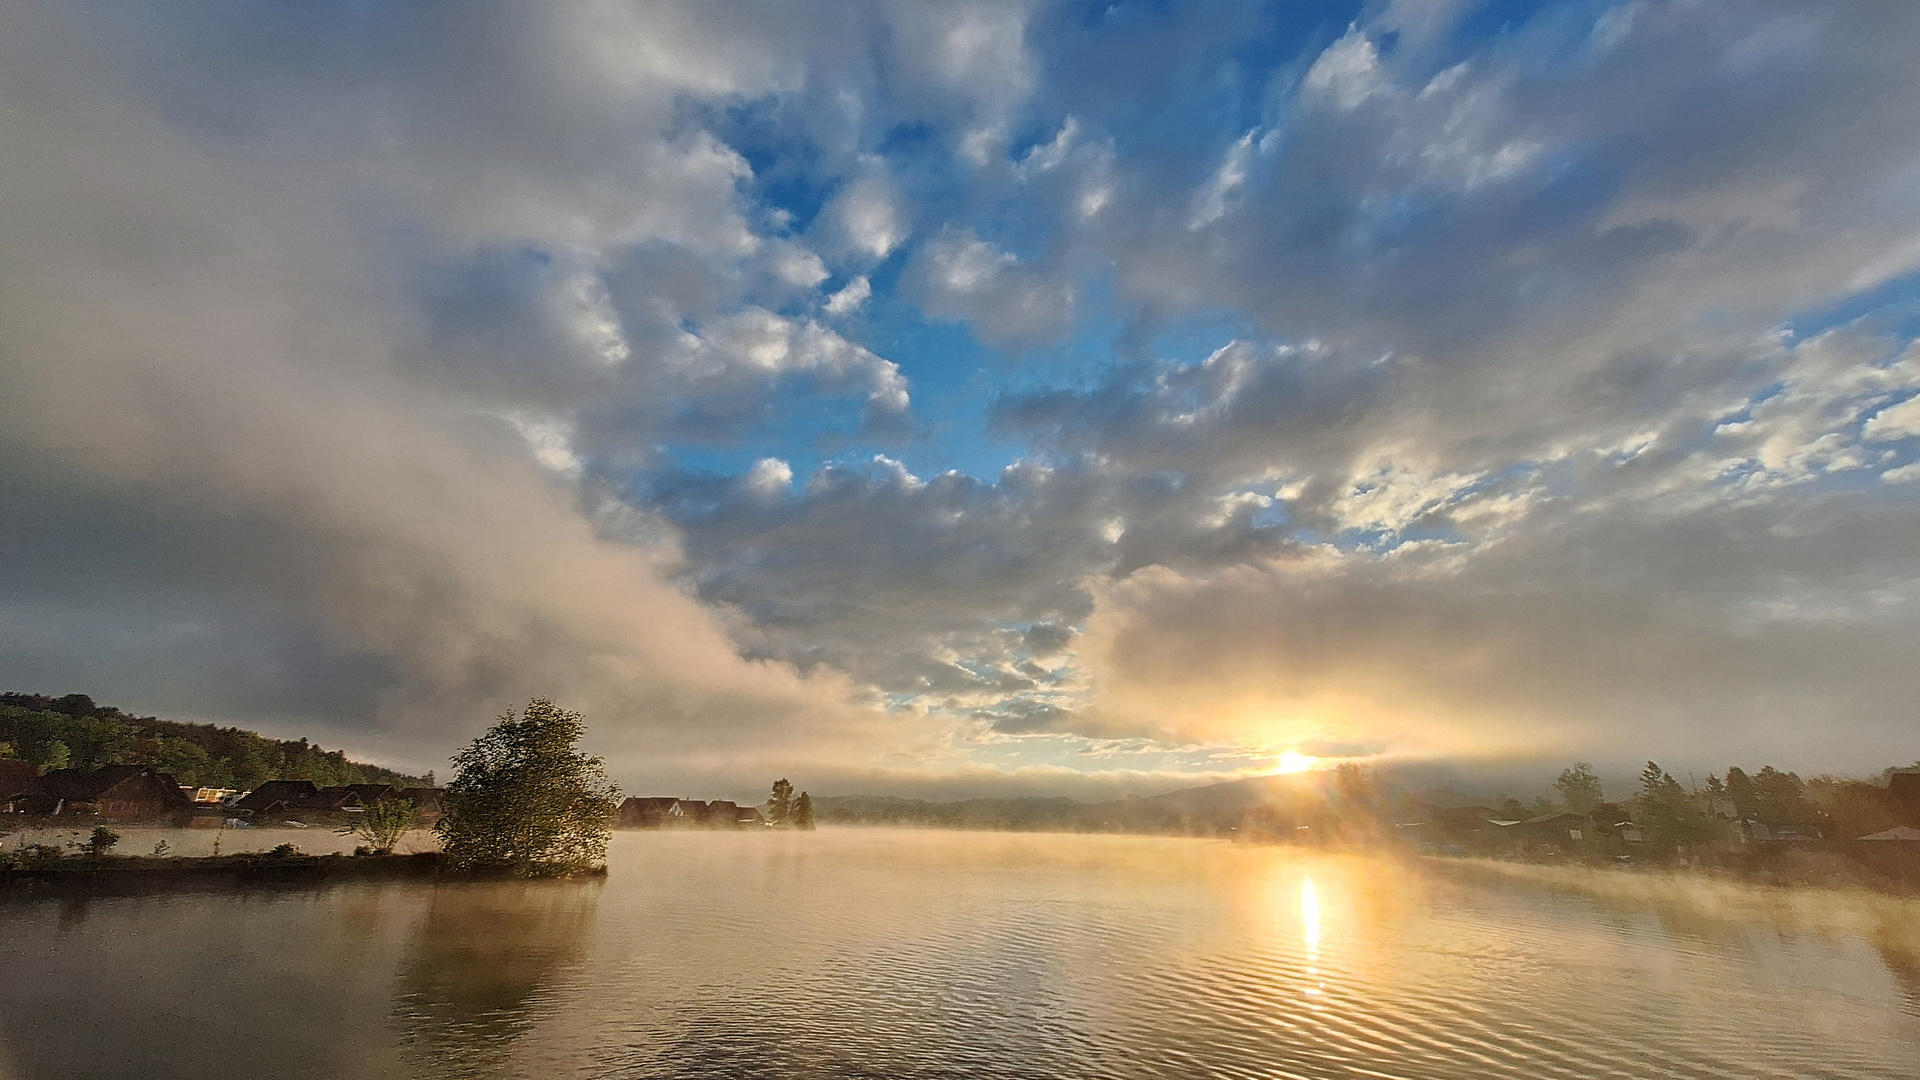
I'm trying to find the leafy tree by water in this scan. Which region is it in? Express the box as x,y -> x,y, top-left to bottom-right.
435,699 -> 619,876
792,791 -> 815,830
340,798 -> 420,854
1554,762 -> 1604,813
766,778 -> 794,825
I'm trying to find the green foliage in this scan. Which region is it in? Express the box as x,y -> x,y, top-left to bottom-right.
1750,765 -> 1813,824
0,692 -> 422,790
792,791 -> 815,830
435,699 -> 619,877
1553,762 -> 1604,813
1632,761 -> 1712,845
6,843 -> 68,870
766,778 -> 795,825
340,798 -> 419,854
83,825 -> 120,857
1725,766 -> 1756,818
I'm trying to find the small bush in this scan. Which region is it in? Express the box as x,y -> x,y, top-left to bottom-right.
267,843 -> 299,859
83,826 -> 120,857
151,840 -> 171,858
13,844 -> 68,870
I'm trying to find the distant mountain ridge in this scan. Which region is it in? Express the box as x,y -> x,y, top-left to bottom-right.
0,691 -> 424,790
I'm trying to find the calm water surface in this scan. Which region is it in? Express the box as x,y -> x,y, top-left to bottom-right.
2,830 -> 1916,1079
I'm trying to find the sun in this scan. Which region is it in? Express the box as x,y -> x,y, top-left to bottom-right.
1271,749 -> 1318,775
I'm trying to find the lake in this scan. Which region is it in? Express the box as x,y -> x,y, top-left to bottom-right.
2,829 -> 1916,1079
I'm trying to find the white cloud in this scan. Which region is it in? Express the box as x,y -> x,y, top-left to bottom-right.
1304,26 -> 1385,112
825,168 -> 907,260
746,457 -> 794,495
825,275 -> 872,316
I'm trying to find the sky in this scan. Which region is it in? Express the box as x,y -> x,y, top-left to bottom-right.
3,1 -> 1919,800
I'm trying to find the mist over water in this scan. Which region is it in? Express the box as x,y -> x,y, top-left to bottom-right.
2,831 -> 1916,1079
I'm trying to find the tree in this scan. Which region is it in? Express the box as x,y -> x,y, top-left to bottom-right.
767,778 -> 795,826
434,700 -> 619,876
1751,765 -> 1812,825
340,798 -> 420,855
1633,761 -> 1711,845
1725,766 -> 1756,818
792,791 -> 815,831
1554,762 -> 1604,814
83,825 -> 119,858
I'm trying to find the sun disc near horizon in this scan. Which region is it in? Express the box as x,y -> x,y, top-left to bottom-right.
1271,750 -> 1318,775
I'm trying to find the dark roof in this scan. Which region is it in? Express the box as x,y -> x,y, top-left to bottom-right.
1521,812 -> 1588,827
396,787 -> 442,808
342,784 -> 396,803
234,779 -> 318,812
0,759 -> 39,797
735,806 -> 766,823
27,765 -> 193,808
620,797 -> 684,812
299,786 -> 356,810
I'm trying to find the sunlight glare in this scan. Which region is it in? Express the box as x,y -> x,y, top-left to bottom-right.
1273,750 -> 1318,774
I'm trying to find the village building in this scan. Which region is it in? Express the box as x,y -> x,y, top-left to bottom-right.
616,796 -> 769,829
617,796 -> 692,828
14,765 -> 194,820
1888,770 -> 1920,825
0,759 -> 40,813
232,779 -> 319,816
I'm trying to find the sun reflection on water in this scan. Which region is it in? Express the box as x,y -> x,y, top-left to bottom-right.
1301,876 -> 1325,997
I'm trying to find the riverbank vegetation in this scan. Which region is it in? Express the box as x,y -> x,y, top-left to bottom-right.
0,692 -> 424,790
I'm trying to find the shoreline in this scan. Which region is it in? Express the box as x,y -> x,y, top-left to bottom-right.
0,851 -> 607,898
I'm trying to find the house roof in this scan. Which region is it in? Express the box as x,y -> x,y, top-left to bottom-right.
33,764 -> 189,803
234,779 -> 318,812
0,759 -> 39,798
1858,825 -> 1920,841
621,797 -> 684,812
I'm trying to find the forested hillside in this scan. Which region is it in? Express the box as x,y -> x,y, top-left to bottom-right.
0,692 -> 423,790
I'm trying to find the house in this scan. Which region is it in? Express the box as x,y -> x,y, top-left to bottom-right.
734,806 -> 767,827
1887,770 -> 1920,825
0,759 -> 39,812
618,796 -> 691,828
233,779 -> 319,815
296,785 -> 395,813
1432,805 -> 1499,833
17,765 -> 194,819
1858,825 -> 1920,842
396,787 -> 443,819
184,786 -> 238,804
1518,812 -> 1590,843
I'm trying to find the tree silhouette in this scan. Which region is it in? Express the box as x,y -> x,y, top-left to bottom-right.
766,778 -> 795,825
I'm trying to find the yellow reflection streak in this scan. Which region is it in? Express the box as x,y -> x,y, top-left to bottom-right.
1301,877 -> 1324,997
